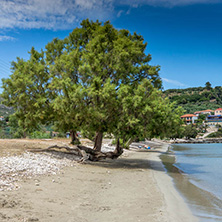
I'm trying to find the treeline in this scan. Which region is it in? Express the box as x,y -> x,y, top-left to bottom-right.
0,114 -> 66,139
163,82 -> 222,113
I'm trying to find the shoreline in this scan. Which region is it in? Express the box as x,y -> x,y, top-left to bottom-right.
165,143 -> 222,221
0,139 -> 197,222
143,140 -> 198,222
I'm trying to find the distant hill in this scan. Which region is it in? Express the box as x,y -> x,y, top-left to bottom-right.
163,85 -> 222,114
0,97 -> 14,117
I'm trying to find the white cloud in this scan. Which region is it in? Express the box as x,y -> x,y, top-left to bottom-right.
117,0 -> 222,8
0,0 -> 221,31
0,0 -> 114,30
162,78 -> 187,87
0,35 -> 15,41
117,10 -> 124,17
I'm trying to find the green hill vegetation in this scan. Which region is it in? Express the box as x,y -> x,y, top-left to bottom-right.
163,82 -> 222,114
0,96 -> 14,117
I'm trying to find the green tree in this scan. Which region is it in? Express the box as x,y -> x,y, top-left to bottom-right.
1,19 -> 183,160
114,79 -> 184,146
8,114 -> 24,138
183,124 -> 198,139
46,19 -> 162,150
2,48 -> 51,137
197,114 -> 207,123
205,81 -> 212,90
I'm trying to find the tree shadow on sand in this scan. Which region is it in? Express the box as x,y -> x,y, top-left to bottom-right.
86,157 -> 165,171
32,147 -> 196,174
34,148 -> 166,171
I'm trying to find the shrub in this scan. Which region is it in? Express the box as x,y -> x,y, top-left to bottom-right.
206,131 -> 222,138
29,131 -> 51,139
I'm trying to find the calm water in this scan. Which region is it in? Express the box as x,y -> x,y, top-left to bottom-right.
161,143 -> 222,221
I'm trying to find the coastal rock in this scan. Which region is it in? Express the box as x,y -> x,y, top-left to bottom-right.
172,138 -> 222,144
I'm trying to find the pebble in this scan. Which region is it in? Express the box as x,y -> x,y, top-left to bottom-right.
0,151 -> 79,191
0,144 -> 116,192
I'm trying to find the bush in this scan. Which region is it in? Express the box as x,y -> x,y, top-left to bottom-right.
29,131 -> 51,139
206,131 -> 222,138
183,125 -> 198,139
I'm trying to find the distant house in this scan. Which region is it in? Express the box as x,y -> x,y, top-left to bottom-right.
181,114 -> 198,124
206,115 -> 222,126
194,109 -> 214,116
214,108 -> 222,115
46,131 -> 59,137
0,116 -> 4,121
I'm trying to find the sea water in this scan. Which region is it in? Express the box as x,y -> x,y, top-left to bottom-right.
161,143 -> 222,221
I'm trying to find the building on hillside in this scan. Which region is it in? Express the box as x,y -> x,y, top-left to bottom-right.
0,116 -> 4,121
206,115 -> 222,126
46,131 -> 59,137
214,108 -> 222,115
194,109 -> 214,116
181,114 -> 198,125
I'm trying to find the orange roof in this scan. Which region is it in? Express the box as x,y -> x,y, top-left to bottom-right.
194,109 -> 214,114
204,109 -> 214,112
181,114 -> 197,118
215,108 -> 222,111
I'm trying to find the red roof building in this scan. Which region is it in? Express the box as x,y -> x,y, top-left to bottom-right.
215,108 -> 222,116
194,109 -> 214,115
181,114 -> 198,124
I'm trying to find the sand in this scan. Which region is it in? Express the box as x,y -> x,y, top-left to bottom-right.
0,139 -> 198,222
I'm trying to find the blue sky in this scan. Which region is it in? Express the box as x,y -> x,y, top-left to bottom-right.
0,0 -> 222,91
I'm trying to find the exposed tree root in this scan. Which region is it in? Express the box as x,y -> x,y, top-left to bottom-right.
28,140 -> 123,162
28,145 -> 81,155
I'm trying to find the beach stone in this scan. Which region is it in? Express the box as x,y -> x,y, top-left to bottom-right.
28,217 -> 39,221
0,213 -> 9,219
0,199 -> 18,208
0,143 -> 117,192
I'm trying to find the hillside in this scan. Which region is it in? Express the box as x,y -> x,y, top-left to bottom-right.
163,84 -> 222,114
1,84 -> 222,117
0,97 -> 14,117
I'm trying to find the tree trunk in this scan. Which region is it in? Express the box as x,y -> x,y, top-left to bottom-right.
114,138 -> 122,154
70,130 -> 80,145
93,131 -> 103,152
23,125 -> 27,138
78,137 -> 123,161
30,137 -> 124,162
125,138 -> 134,148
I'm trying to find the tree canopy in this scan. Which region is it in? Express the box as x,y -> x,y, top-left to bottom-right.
2,19 -> 183,157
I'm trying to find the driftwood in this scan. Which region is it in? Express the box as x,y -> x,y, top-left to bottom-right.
29,140 -> 123,162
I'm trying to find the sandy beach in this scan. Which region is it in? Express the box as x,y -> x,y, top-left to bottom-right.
0,139 -> 197,222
